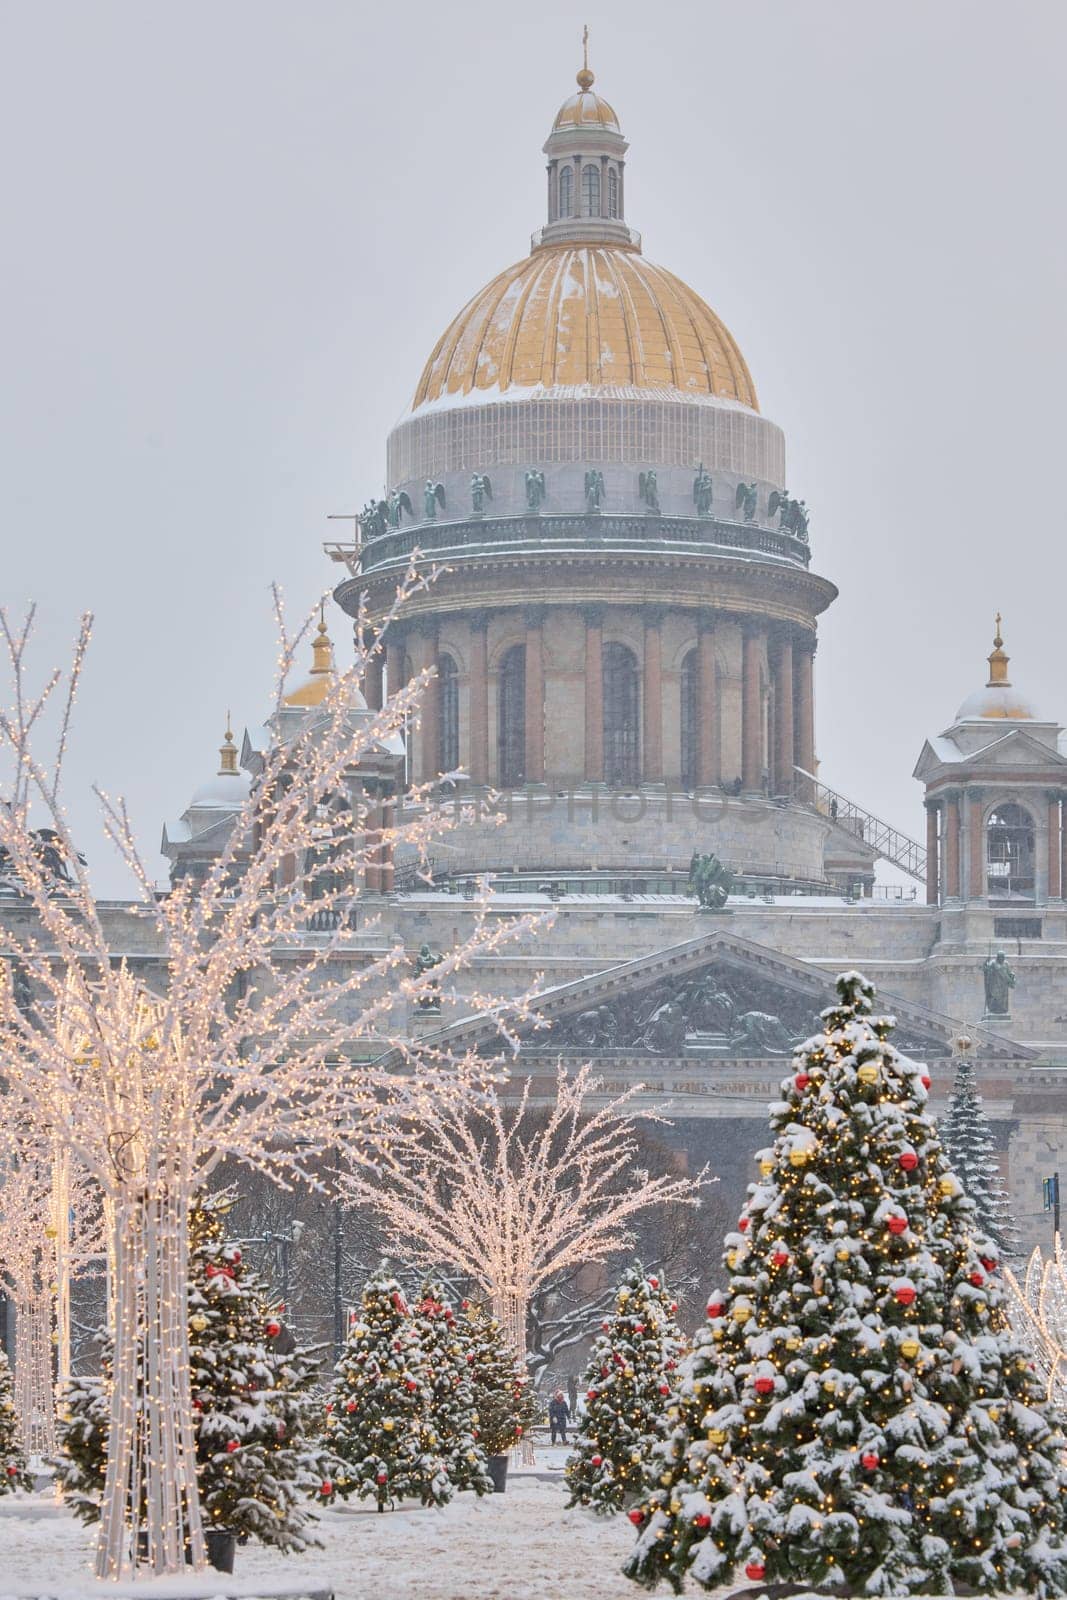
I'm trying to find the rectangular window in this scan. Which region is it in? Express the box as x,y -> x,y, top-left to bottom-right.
993,917 -> 1042,940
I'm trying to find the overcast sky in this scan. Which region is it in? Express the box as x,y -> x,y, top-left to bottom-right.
2,0 -> 1065,895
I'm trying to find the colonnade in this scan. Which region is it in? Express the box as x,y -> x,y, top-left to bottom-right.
924,789 -> 1067,906
365,606 -> 818,797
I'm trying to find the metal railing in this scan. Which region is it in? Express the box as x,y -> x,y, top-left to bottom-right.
798,768 -> 926,883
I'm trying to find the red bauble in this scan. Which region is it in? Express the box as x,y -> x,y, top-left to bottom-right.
320,1479 -> 333,1496
745,1561 -> 767,1581
894,1285 -> 916,1307
591,1454 -> 603,1466
405,1379 -> 419,1391
898,1150 -> 918,1172
231,1249 -> 241,1264
5,1465 -> 17,1477
969,1270 -> 985,1288
226,1440 -> 240,1454
738,1216 -> 750,1233
670,1301 -> 678,1313
754,1377 -> 774,1395
658,1383 -> 671,1396
345,1400 -> 356,1413
887,1214 -> 908,1235
324,1402 -> 333,1413
772,1249 -> 790,1267
694,1513 -> 711,1529
377,1472 -> 388,1484
980,1255 -> 997,1273
586,1389 -> 598,1401
649,1277 -> 659,1289
265,1320 -> 281,1338
795,1072 -> 810,1091
634,1323 -> 646,1333
205,1263 -> 217,1278
276,1422 -> 286,1439
861,1452 -> 880,1471
920,1073 -> 932,1090
628,1509 -> 645,1526
706,1299 -> 723,1319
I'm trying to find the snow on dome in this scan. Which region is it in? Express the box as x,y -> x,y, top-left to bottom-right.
954,684 -> 1042,723
188,770 -> 250,810
552,88 -> 621,132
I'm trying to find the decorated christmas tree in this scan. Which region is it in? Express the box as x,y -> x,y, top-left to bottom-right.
625,972 -> 1067,1596
0,1347 -> 30,1492
939,1040 -> 1020,1256
458,1300 -> 536,1458
57,1195 -> 336,1555
320,1264 -> 450,1511
412,1282 -> 492,1495
566,1264 -> 685,1514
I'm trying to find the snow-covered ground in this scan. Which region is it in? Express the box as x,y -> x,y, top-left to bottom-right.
0,1451 -> 655,1600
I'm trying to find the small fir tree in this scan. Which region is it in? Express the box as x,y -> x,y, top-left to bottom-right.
57,1196 -> 336,1554
458,1301 -> 536,1457
625,972 -> 1067,1596
566,1265 -> 686,1514
0,1348 -> 31,1492
321,1264 -> 450,1511
939,1045 -> 1020,1256
412,1282 -> 492,1495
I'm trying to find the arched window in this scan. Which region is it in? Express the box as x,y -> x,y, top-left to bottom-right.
437,654 -> 459,774
582,163 -> 601,217
558,166 -> 574,218
498,645 -> 526,787
607,167 -> 619,219
603,642 -> 640,787
680,649 -> 697,789
987,803 -> 1036,898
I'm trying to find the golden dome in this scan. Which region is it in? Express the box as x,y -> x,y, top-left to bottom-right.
955,616 -> 1042,721
553,88 -> 620,131
411,245 -> 758,410
283,616 -> 337,708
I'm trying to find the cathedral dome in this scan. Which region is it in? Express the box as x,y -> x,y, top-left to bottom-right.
552,87 -> 621,132
410,246 -> 758,411
954,619 -> 1042,722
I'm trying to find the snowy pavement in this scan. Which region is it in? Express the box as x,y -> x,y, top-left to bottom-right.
0,1453 -> 654,1600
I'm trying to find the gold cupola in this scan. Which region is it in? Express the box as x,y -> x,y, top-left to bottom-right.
283,613 -> 337,708
955,616 -> 1043,722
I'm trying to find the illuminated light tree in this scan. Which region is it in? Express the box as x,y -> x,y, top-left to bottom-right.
565,1264 -> 686,1514
0,596 -> 541,1576
57,1193 -> 338,1560
340,1065 -> 707,1396
412,1281 -> 492,1495
625,972 -> 1067,1596
1004,1238 -> 1067,1410
938,1036 -> 1020,1256
457,1300 -> 536,1468
319,1265 -> 450,1510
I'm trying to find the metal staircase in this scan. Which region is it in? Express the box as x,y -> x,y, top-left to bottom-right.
795,768 -> 927,884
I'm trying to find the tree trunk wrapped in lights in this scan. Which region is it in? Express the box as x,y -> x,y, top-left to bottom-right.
565,1264 -> 686,1515
340,1064 -> 707,1409
0,592 -> 542,1576
625,972 -> 1067,1596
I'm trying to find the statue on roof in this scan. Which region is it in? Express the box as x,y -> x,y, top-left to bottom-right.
470,473 -> 492,515
693,463 -> 714,518
386,489 -> 413,528
424,481 -> 446,520
687,850 -> 733,911
769,490 -> 810,541
638,470 -> 660,514
983,951 -> 1016,1017
360,499 -> 389,542
584,469 -> 605,513
414,942 -> 444,1012
735,482 -> 758,523
525,469 -> 546,512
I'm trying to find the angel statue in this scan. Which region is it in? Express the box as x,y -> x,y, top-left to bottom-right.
687,849 -> 734,911
769,488 -> 792,529
470,473 -> 492,515
693,463 -> 713,518
424,480 -> 446,520
359,499 -> 388,542
638,470 -> 660,513
735,482 -> 758,523
387,488 -> 414,528
792,499 -> 810,541
524,469 -> 546,512
584,468 -> 606,513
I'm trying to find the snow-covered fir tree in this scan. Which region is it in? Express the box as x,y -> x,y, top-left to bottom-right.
321,1264 -> 449,1511
625,971 -> 1067,1596
457,1300 -> 536,1458
939,1043 -> 1020,1255
57,1195 -> 337,1554
412,1282 -> 492,1494
566,1264 -> 685,1514
0,1347 -> 30,1492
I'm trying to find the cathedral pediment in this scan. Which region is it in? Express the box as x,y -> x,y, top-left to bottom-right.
434,928 -> 1033,1065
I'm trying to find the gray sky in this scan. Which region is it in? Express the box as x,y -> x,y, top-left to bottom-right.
2,0 -> 1065,895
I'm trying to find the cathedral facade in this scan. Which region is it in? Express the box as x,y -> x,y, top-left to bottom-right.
9,59 -> 1065,1251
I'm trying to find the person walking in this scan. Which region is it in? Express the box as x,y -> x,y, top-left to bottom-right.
548,1389 -> 570,1446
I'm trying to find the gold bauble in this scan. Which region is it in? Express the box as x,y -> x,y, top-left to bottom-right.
759,1159 -> 774,1177
190,1314 -> 208,1334
836,1248 -> 850,1261
822,1380 -> 836,1394
383,1420 -> 394,1431
708,1428 -> 727,1446
788,1148 -> 811,1168
939,1177 -> 956,1197
900,1338 -> 920,1359
732,1304 -> 752,1322
631,1451 -> 642,1463
785,1338 -> 802,1351
856,1063 -> 879,1085
660,1473 -> 672,1486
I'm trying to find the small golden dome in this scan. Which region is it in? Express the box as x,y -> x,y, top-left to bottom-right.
553,88 -> 620,132
411,245 -> 758,410
283,615 -> 336,708
955,616 -> 1042,721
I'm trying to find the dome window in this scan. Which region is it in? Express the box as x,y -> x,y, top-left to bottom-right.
498,645 -> 526,787
607,167 -> 619,219
987,802 -> 1035,900
558,166 -> 574,218
680,649 -> 697,789
438,653 -> 459,774
603,642 -> 639,787
582,164 -> 601,217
